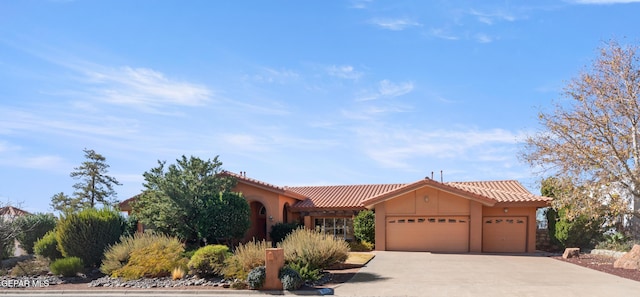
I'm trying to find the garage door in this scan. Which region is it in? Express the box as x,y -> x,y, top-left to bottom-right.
482,217 -> 527,253
386,216 -> 469,252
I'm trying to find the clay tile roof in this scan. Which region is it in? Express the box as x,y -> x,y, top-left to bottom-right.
288,184 -> 407,210
222,171 -> 307,200
446,180 -> 552,203
0,206 -> 30,217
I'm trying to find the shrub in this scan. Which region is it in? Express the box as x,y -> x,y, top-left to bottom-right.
101,232 -> 167,275
279,266 -> 303,290
348,240 -> 374,252
554,208 -> 604,249
15,213 -> 57,254
56,208 -> 125,267
111,234 -> 187,280
595,232 -> 638,252
172,267 -> 185,280
278,228 -> 349,271
269,223 -> 300,246
188,244 -> 230,277
223,240 -> 269,280
246,266 -> 266,289
50,257 -> 84,277
354,210 -> 375,244
34,231 -> 62,261
287,261 -> 321,281
10,257 -> 50,276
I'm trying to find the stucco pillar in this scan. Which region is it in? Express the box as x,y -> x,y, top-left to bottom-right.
469,201 -> 483,253
304,215 -> 312,229
264,248 -> 284,290
375,203 -> 386,251
527,208 -> 537,253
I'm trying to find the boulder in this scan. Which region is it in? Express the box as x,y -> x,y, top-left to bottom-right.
614,244 -> 640,270
562,248 -> 580,259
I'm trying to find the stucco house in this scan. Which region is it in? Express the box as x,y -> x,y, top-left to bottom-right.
120,171 -> 552,253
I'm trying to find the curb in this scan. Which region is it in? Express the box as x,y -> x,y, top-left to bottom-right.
0,288 -> 334,296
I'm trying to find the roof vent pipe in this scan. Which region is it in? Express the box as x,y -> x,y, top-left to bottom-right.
440,170 -> 443,182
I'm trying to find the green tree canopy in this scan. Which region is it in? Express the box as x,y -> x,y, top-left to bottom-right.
132,155 -> 249,245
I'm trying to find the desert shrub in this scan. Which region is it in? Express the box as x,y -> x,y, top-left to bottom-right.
595,232 -> 639,252
287,261 -> 321,281
279,265 -> 303,290
111,234 -> 187,280
223,240 -> 269,280
100,232 -> 170,275
56,208 -> 125,267
554,209 -> 604,249
10,257 -> 50,276
354,210 -> 375,244
246,266 -> 266,289
348,240 -> 374,252
50,257 -> 84,277
172,267 -> 185,280
278,228 -> 349,271
15,213 -> 57,254
34,231 -> 62,261
188,244 -> 230,277
269,223 -> 300,246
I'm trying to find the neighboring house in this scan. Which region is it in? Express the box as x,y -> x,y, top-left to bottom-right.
0,206 -> 30,257
120,171 -> 552,253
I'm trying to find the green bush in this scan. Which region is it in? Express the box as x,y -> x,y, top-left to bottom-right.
595,232 -> 638,252
50,257 -> 84,277
111,233 -> 187,280
287,261 -> 321,281
279,266 -> 303,291
278,228 -> 349,271
354,210 -> 375,244
15,213 -> 57,254
34,231 -> 62,261
223,240 -> 269,280
269,223 -> 300,246
554,209 -> 604,249
246,266 -> 266,289
348,240 -> 374,252
188,244 -> 230,277
56,208 -> 125,267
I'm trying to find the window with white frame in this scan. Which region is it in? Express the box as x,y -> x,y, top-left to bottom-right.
314,217 -> 354,241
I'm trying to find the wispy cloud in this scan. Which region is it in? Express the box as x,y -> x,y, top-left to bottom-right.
370,18 -> 422,31
568,0 -> 640,3
357,79 -> 414,101
327,65 -> 363,80
469,9 -> 517,25
475,33 -> 494,43
83,66 -> 212,111
247,67 -> 300,84
349,0 -> 372,9
428,28 -> 460,41
355,126 -> 522,169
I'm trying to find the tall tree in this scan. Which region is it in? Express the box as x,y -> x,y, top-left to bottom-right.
50,192 -> 80,213
70,148 -> 121,209
132,155 -> 249,245
522,41 -> 640,232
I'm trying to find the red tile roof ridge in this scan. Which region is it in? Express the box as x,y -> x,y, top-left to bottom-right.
222,171 -> 307,200
446,181 -> 552,203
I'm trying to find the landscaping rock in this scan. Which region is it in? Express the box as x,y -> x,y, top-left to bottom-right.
563,248 -> 580,259
614,244 -> 640,270
87,275 -> 227,288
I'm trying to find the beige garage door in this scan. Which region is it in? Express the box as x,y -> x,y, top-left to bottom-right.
386,216 -> 469,252
482,217 -> 527,253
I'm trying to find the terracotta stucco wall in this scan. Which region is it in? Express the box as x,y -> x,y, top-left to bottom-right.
234,183 -> 298,241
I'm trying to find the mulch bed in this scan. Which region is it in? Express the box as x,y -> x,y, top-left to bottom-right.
554,253 -> 640,282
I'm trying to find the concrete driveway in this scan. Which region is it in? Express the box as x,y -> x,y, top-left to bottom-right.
334,252 -> 640,297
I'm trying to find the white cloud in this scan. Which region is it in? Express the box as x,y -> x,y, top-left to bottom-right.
349,0 -> 372,9
355,126 -> 522,169
84,66 -> 212,111
327,65 -> 363,80
370,18 -> 422,31
247,67 -> 300,84
428,28 -> 460,41
569,0 -> 640,3
475,33 -> 494,43
469,9 -> 516,25
357,79 -> 414,101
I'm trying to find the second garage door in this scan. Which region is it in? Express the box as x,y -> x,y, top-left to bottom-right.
482,216 -> 527,253
386,216 -> 469,252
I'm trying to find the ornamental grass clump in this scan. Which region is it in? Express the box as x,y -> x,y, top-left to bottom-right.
102,232 -> 187,280
223,240 -> 269,280
278,228 -> 349,271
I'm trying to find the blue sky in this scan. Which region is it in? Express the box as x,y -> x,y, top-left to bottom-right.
1,0 -> 639,213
